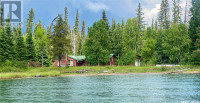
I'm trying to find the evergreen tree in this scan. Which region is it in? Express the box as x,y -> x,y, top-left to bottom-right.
121,18 -> 125,29
172,0 -> 182,24
15,24 -> 27,61
141,27 -> 157,65
49,15 -> 71,67
102,10 -> 109,30
25,8 -> 36,61
162,23 -> 191,64
189,0 -> 200,51
84,19 -> 111,65
136,3 -> 145,31
120,18 -> 139,65
154,20 -> 158,31
0,18 -> 15,61
110,18 -> 116,53
158,0 -> 170,29
34,21 -> 49,67
77,20 -> 85,55
113,23 -> 123,64
73,9 -> 79,55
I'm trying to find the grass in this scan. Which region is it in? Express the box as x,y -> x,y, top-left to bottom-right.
0,66 -> 199,80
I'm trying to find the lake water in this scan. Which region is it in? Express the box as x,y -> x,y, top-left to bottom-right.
0,74 -> 200,103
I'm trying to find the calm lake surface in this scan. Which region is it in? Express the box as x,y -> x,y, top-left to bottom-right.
0,74 -> 200,103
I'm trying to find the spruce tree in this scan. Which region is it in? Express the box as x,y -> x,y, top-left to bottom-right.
25,8 -> 36,61
172,0 -> 182,24
34,21 -> 49,67
136,3 -> 145,31
77,20 -> 85,55
158,0 -> 170,29
120,18 -> 139,65
189,0 -> 200,51
110,18 -> 116,53
73,9 -> 79,55
102,10 -> 109,30
113,23 -> 123,63
84,19 -> 111,65
49,15 -> 71,67
15,24 -> 27,61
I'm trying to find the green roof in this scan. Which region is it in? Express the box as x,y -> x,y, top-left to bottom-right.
68,54 -> 114,61
68,55 -> 86,61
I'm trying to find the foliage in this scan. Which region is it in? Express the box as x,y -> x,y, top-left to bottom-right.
14,24 -> 27,61
48,15 -> 71,67
190,49 -> 200,65
25,8 -> 36,61
33,20 -> 49,67
189,0 -> 200,51
102,10 -> 109,30
120,50 -> 136,65
141,38 -> 157,65
172,0 -> 182,24
0,60 -> 28,72
84,19 -> 111,65
158,0 -> 170,29
136,3 -> 145,31
162,23 -> 191,64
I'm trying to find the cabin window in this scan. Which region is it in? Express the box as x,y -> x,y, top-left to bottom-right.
68,60 -> 73,66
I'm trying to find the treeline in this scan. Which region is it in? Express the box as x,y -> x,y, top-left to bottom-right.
0,0 -> 200,67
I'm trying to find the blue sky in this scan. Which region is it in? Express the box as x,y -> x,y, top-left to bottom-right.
22,0 -> 187,33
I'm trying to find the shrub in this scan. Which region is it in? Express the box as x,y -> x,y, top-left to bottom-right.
0,60 -> 28,73
161,66 -> 167,71
28,60 -> 41,67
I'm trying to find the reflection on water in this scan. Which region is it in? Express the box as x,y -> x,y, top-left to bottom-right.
0,74 -> 200,103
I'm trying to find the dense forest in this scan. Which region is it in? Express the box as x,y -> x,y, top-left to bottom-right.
0,0 -> 200,67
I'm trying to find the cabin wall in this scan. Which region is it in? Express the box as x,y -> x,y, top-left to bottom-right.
109,56 -> 115,66
53,54 -> 115,67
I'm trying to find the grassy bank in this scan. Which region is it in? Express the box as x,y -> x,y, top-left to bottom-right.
0,66 -> 200,80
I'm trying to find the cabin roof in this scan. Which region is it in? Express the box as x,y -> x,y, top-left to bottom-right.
68,55 -> 86,61
68,54 -> 114,61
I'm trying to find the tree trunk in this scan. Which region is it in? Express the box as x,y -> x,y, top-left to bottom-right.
42,49 -> 44,67
58,55 -> 61,68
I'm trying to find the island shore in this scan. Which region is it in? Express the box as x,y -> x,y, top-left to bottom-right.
0,66 -> 199,80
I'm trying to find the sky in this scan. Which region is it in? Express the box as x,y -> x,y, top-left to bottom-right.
21,0 -> 188,33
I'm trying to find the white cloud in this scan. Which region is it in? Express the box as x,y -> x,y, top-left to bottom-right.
143,4 -> 160,25
85,1 -> 109,13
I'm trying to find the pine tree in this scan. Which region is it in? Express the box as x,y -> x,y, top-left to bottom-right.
49,14 -> 71,67
151,18 -> 154,30
136,3 -> 145,31
34,20 -> 49,67
155,20 -> 158,31
120,18 -> 139,65
141,28 -> 157,65
172,0 -> 182,24
162,23 -> 191,63
84,19 -> 111,65
189,0 -> 200,51
15,24 -> 27,61
78,20 -> 85,55
110,18 -> 116,53
158,0 -> 170,30
0,18 -> 15,61
25,8 -> 36,61
73,9 -> 79,55
102,10 -> 109,30
113,23 -> 123,62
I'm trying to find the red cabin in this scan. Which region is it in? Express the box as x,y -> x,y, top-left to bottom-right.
53,54 -> 115,67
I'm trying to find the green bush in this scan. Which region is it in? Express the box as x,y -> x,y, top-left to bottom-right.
0,60 -> 28,73
161,66 -> 167,71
